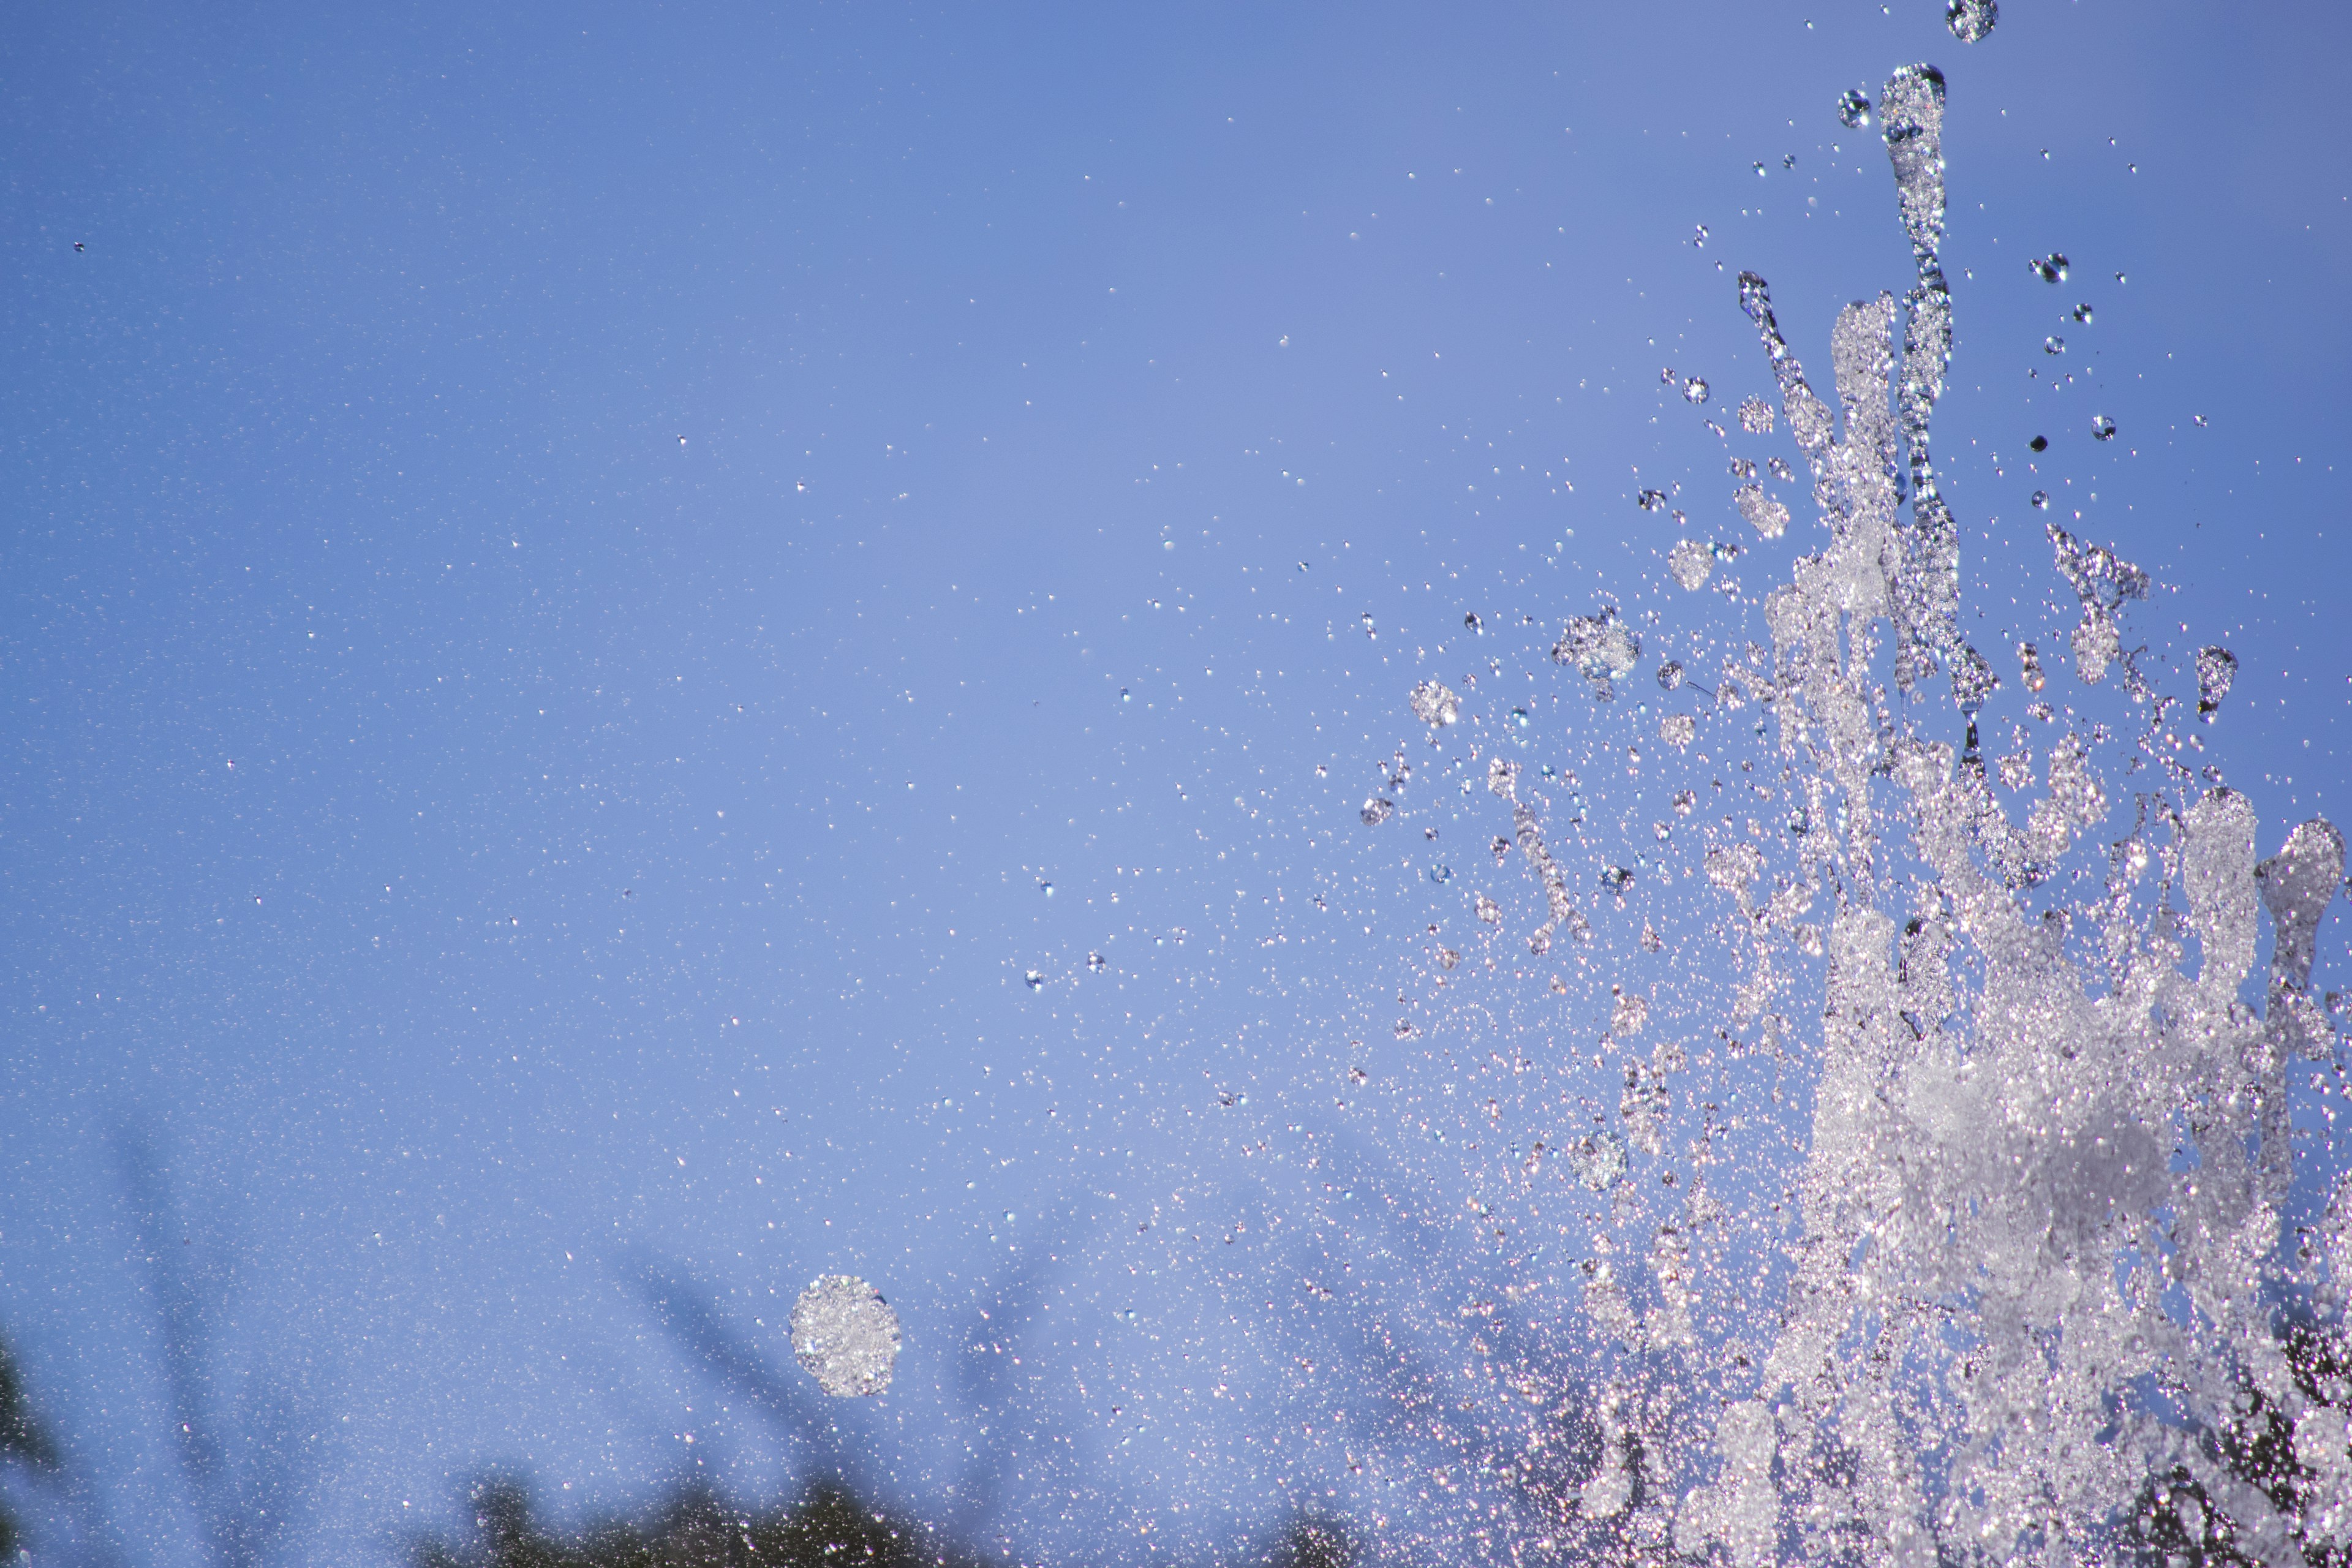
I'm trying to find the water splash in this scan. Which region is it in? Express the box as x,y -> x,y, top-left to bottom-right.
1434,59 -> 2348,1566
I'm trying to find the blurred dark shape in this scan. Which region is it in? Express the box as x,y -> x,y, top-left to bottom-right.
2120,1313 -> 2349,1566
0,1334 -> 61,1557
0,1338 -> 59,1473
412,1479 -> 1368,1568
413,1476 -> 975,1568
1264,1516 -> 1355,1568
121,1130 -> 321,1567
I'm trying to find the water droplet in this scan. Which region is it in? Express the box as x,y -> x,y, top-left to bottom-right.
1672,789 -> 1697,816
2031,491 -> 2051,510
1039,881 -> 1054,897
1474,894 -> 1502,924
2045,335 -> 2066,355
1490,835 -> 1512,861
1087,952 -> 1107,973
1838,88 -> 1872,129
1024,969 -> 1044,989
1683,376 -> 1710,404
1360,797 -> 1395,826
1657,660 -> 1687,692
1638,488 -> 1669,512
1599,865 -> 1635,894
1753,161 -> 1767,178
2091,414 -> 2117,441
1408,679 -> 1461,727
1428,864 -> 1452,885
1692,223 -> 1709,247
790,1275 -> 901,1398
1667,540 -> 1713,591
2030,253 -> 2069,284
1945,0 -> 1997,42
1565,1130 -> 1627,1191
1119,688 -> 1131,702
2029,435 -> 2048,452
2193,413 -> 2208,427
2195,646 -> 2238,722
1737,396 -> 1775,434
1464,611 -> 1483,633
2071,303 -> 2095,323
1163,539 -> 1175,551
1781,154 -> 1796,170
1660,366 -> 1678,384
1509,707 -> 1531,730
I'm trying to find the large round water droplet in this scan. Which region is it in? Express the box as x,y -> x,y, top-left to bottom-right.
1945,0 -> 1997,42
790,1276 -> 902,1398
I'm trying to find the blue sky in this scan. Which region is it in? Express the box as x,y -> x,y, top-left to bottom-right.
4,2 -> 2349,1562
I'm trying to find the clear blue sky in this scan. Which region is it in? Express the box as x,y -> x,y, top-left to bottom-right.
4,2 -> 2348,1562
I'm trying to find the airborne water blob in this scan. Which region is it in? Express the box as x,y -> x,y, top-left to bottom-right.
789,1275 -> 901,1398
1408,679 -> 1461,727
2196,644 -> 2239,720
1945,0 -> 1997,42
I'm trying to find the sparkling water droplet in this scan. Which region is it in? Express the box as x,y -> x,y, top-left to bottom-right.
1509,706 -> 1531,729
2071,303 -> 2095,323
2091,414 -> 2117,441
1408,679 -> 1461,727
1782,153 -> 1796,170
2045,335 -> 2066,355
1657,660 -> 1687,691
1599,865 -> 1634,894
2195,646 -> 2238,722
1672,789 -> 1697,816
1683,376 -> 1710,404
1945,0 -> 1997,42
2193,413 -> 2208,427
1024,969 -> 1044,989
1754,161 -> 1767,178
1474,893 -> 1502,924
1463,611 -> 1483,633
1660,366 -> 1678,384
1428,864 -> 1452,884
1565,1130 -> 1627,1191
1087,951 -> 1106,972
1838,88 -> 1872,129
790,1275 -> 901,1398
1040,881 -> 1054,897
1360,797 -> 1395,826
1693,223 -> 1709,247
1667,540 -> 1713,590
1737,396 -> 1775,434
1638,488 -> 1668,512
2031,490 -> 2051,510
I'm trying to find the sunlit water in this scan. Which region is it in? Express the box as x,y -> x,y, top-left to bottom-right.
1338,58 -> 2352,1568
